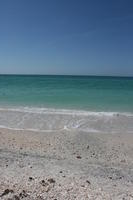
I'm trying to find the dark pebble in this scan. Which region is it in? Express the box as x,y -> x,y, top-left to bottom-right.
13,195 -> 20,200
0,189 -> 14,197
29,177 -> 34,181
48,178 -> 56,183
87,145 -> 90,149
81,185 -> 85,187
40,180 -> 48,187
76,156 -> 82,159
86,180 -> 91,184
41,180 -> 45,184
19,190 -> 28,198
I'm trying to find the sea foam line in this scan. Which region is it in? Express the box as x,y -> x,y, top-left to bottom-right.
0,125 -> 64,133
0,106 -> 132,117
0,124 -> 100,133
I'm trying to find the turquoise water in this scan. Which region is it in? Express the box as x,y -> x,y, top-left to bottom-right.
0,75 -> 133,112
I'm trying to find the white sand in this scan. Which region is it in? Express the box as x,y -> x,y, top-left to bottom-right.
0,128 -> 133,199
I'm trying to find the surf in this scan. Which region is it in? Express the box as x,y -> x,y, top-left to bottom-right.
0,106 -> 133,133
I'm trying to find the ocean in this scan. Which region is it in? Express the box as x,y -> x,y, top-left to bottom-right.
0,75 -> 133,133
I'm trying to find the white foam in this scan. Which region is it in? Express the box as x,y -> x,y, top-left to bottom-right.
0,125 -> 62,133
0,106 -> 131,117
0,106 -> 133,133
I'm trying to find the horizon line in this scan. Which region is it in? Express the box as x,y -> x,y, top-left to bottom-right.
0,73 -> 133,78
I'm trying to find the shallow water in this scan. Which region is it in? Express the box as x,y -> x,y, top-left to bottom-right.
0,107 -> 133,133
0,75 -> 133,112
0,75 -> 133,132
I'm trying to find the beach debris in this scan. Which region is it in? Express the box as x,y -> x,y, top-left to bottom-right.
0,189 -> 14,197
13,195 -> 20,200
40,180 -> 51,192
81,185 -> 85,187
86,180 -> 91,185
28,176 -> 34,181
19,190 -> 28,198
76,155 -> 82,159
47,178 -> 56,184
87,145 -> 90,149
40,180 -> 49,187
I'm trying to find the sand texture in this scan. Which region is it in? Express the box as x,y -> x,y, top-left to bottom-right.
0,128 -> 133,199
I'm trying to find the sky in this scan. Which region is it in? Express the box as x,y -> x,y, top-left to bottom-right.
0,0 -> 133,76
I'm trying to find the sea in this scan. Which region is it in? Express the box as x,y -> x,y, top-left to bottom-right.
0,75 -> 133,133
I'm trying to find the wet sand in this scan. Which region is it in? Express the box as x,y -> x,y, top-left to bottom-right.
0,128 -> 133,199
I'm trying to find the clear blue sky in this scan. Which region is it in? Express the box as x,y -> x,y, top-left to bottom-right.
0,0 -> 133,76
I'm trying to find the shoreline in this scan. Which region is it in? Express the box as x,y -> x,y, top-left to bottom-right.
0,106 -> 133,135
0,127 -> 133,199
0,105 -> 133,115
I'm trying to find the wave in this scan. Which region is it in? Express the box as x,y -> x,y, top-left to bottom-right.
0,106 -> 133,133
0,106 -> 133,116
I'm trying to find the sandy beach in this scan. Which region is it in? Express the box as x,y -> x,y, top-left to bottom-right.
0,127 -> 133,200
1,0 -> 133,198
